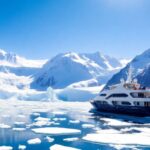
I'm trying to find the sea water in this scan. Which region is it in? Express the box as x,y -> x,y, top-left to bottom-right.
0,100 -> 150,150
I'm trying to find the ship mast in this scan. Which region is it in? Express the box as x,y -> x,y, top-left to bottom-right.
126,65 -> 133,83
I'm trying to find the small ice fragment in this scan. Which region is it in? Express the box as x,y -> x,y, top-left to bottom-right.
0,146 -> 13,150
27,138 -> 41,145
63,137 -> 79,142
69,120 -> 80,124
50,144 -> 80,150
35,117 -> 50,121
52,111 -> 66,115
14,122 -> 25,126
31,112 -> 40,117
82,124 -> 94,128
18,144 -> 26,150
45,136 -> 54,143
13,128 -> 26,131
32,127 -> 81,135
0,123 -> 11,129
53,118 -> 66,121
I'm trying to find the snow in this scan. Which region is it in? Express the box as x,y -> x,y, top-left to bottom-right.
31,52 -> 125,89
0,146 -> 13,150
32,127 -> 81,135
106,48 -> 150,88
27,138 -> 41,145
50,144 -> 80,150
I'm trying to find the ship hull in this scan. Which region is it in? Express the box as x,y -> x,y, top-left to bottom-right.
91,100 -> 150,116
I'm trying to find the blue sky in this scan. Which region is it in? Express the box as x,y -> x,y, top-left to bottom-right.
0,0 -> 150,59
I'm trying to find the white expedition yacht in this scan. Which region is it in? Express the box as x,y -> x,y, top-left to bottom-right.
91,69 -> 150,116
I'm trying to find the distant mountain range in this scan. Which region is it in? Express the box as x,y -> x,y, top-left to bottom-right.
105,49 -> 150,88
2,48 -> 150,91
31,52 -> 127,90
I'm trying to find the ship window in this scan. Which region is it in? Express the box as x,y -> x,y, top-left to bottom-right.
99,101 -> 108,104
112,101 -> 118,105
134,101 -> 141,106
106,93 -> 128,99
121,101 -> 131,105
130,92 -> 150,98
99,93 -> 107,97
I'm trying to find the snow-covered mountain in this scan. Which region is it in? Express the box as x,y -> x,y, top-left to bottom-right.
136,65 -> 150,87
0,49 -> 47,68
31,52 -> 127,90
0,49 -> 47,93
105,49 -> 150,88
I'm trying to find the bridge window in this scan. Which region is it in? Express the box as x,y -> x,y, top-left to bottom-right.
130,92 -> 150,98
99,93 -> 107,97
106,93 -> 128,99
121,101 -> 131,105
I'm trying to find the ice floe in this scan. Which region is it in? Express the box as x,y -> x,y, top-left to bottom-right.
52,111 -> 67,115
44,136 -> 55,143
14,122 -> 25,126
53,118 -> 66,121
27,138 -> 41,145
12,128 -> 26,131
0,146 -> 13,150
82,124 -> 95,128
32,127 -> 81,135
83,131 -> 150,146
101,118 -> 134,126
63,137 -> 79,142
18,144 -> 26,150
69,120 -> 80,124
50,144 -> 80,150
0,123 -> 11,129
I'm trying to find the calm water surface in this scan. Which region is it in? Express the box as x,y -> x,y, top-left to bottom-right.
0,100 -> 150,150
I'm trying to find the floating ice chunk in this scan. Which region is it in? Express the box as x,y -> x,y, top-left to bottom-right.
44,136 -> 54,143
82,124 -> 95,128
53,118 -> 66,121
35,117 -> 50,121
18,144 -> 26,150
30,120 -> 54,127
13,128 -> 26,131
27,138 -> 41,145
109,144 -> 139,150
2,115 -> 10,118
17,115 -> 26,118
0,123 -> 11,129
52,122 -> 60,126
31,112 -> 40,117
63,137 -> 79,142
101,118 -> 133,126
0,146 -> 13,150
14,122 -> 25,126
69,120 -> 80,124
50,144 -> 80,150
96,129 -> 121,134
52,111 -> 66,115
32,127 -> 81,135
83,132 -> 150,146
